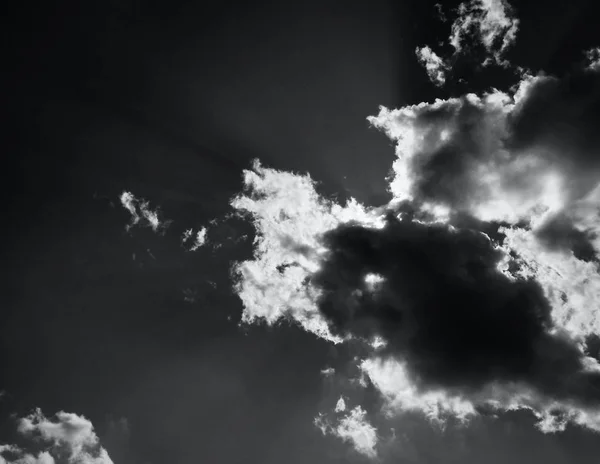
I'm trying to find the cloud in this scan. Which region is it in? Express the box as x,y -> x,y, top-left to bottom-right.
449,0 -> 519,66
119,191 -> 171,233
0,409 -> 114,464
415,46 -> 449,87
230,60 -> 600,445
320,367 -> 335,377
312,212 -> 600,423
230,159 -> 385,342
335,397 -> 347,413
368,68 -> 600,255
181,227 -> 208,251
0,445 -> 55,464
315,404 -> 378,458
585,48 -> 600,71
416,0 -> 519,85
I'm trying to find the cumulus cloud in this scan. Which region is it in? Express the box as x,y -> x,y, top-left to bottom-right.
230,58 -> 600,445
119,191 -> 171,233
0,409 -> 114,464
315,404 -> 378,458
416,0 -> 519,85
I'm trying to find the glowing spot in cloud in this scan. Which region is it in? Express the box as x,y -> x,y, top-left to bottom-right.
363,273 -> 385,291
119,191 -> 170,234
321,367 -> 335,377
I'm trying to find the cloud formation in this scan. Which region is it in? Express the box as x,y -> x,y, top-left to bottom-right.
415,46 -> 449,87
449,0 -> 519,66
230,160 -> 385,342
0,409 -> 114,464
119,191 -> 171,233
368,68 -> 600,256
230,57 -> 600,453
315,401 -> 378,458
415,0 -> 519,86
181,227 -> 208,251
585,48 -> 600,71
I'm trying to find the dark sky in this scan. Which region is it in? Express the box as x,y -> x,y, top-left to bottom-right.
2,0 -> 600,463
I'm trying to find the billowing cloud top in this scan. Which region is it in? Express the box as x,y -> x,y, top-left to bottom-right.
229,59 -> 600,456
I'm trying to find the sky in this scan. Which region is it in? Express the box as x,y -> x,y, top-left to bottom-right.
2,0 -> 600,463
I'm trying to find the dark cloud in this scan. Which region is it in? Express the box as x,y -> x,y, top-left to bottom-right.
534,213 -> 598,262
508,70 -> 600,156
507,69 -> 600,197
310,212 -> 600,405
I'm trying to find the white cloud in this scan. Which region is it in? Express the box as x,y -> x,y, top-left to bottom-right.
230,159 -> 385,342
500,226 -> 600,341
320,367 -> 335,377
335,397 -> 347,413
361,358 -> 477,426
0,409 -> 114,464
415,46 -> 449,87
119,191 -> 170,234
315,405 -> 378,458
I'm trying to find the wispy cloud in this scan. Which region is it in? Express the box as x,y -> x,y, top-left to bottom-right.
181,227 -> 208,251
119,191 -> 171,234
